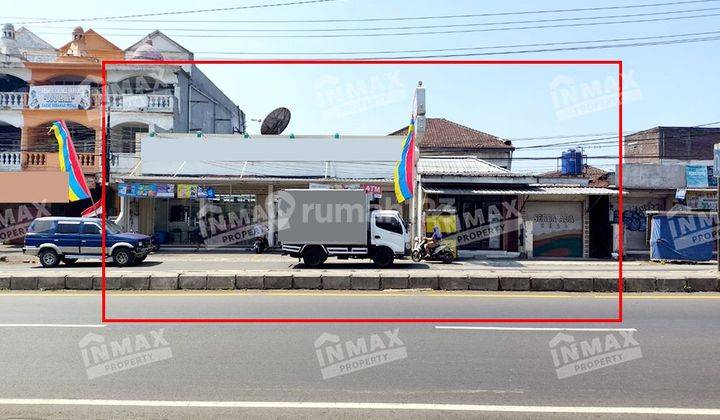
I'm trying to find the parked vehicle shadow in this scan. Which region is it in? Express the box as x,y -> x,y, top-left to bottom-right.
291,262 -> 431,270
31,261 -> 163,269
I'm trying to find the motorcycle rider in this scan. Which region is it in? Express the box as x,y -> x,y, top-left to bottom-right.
424,225 -> 443,256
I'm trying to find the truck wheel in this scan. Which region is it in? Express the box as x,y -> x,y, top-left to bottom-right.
112,247 -> 134,267
302,247 -> 326,268
372,247 -> 394,268
39,249 -> 60,268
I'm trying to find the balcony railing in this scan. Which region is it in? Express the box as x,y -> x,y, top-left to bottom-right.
0,92 -> 27,109
0,151 -> 21,171
108,94 -> 174,113
23,151 -> 99,173
109,152 -> 141,175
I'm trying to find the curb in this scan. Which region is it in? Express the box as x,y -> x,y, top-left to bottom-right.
1,272 -> 718,292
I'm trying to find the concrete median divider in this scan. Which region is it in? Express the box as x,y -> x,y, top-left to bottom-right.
264,273 -> 293,289
624,276 -> 656,292
65,275 -> 94,290
207,274 -> 236,290
10,275 -> 38,290
350,273 -> 381,290
499,275 -> 531,291
562,274 -> 594,292
235,273 -> 264,289
469,273 -> 499,291
530,273 -> 562,291
439,273 -> 469,290
381,273 -> 409,289
686,277 -> 719,292
121,275 -> 150,290
178,274 -> 207,290
407,272 -> 439,289
149,274 -> 179,290
38,276 -> 65,290
292,271 -> 322,289
2,269 -> 717,292
593,274 -> 619,292
322,274 -> 351,290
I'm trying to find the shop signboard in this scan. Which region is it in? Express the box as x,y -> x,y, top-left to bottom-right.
686,165 -> 709,188
118,183 -> 174,198
177,184 -> 215,199
28,85 -> 92,110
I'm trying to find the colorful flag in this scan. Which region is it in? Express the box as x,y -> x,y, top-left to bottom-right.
81,200 -> 102,217
394,118 -> 415,203
49,120 -> 91,202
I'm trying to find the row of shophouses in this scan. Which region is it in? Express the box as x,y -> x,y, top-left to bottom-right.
1,23 -> 719,259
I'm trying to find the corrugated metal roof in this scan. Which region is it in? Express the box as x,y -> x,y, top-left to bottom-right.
418,157 -> 515,176
423,186 -> 619,196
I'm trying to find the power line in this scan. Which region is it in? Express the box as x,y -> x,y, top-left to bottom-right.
25,11 -> 720,38
13,0 -> 338,25
183,29 -> 720,56
18,0 -> 718,24
28,6 -> 720,33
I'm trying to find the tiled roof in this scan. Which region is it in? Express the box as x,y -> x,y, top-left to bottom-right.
389,118 -> 513,150
539,165 -> 611,187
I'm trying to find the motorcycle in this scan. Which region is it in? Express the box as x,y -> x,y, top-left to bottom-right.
411,237 -> 454,264
253,236 -> 269,254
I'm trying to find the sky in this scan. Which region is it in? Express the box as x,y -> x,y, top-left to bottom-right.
3,0 -> 719,172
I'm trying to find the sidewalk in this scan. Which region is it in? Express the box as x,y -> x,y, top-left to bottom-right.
2,245 -> 718,292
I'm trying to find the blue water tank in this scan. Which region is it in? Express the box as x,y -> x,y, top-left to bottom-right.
561,150 -> 571,175
574,149 -> 584,174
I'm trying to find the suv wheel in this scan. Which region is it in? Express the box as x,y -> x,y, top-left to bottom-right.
302,246 -> 326,268
112,247 -> 134,267
39,249 -> 60,268
372,247 -> 394,268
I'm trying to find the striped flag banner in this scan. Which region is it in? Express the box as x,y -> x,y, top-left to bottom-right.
394,117 -> 415,203
49,120 -> 91,202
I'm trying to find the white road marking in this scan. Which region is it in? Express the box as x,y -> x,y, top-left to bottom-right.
0,399 -> 716,415
435,326 -> 637,332
0,324 -> 105,328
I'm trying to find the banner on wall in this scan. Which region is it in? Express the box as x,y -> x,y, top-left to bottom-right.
686,165 -> 709,188
28,85 -> 92,110
118,183 -> 174,198
177,184 -> 215,199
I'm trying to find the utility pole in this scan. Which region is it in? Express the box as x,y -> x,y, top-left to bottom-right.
413,81 -> 426,241
715,143 -> 720,271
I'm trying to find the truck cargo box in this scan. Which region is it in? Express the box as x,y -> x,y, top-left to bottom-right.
278,189 -> 369,246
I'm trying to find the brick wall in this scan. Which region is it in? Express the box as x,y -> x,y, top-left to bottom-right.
625,127 -> 720,163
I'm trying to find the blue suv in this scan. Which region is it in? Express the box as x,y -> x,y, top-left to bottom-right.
24,217 -> 153,267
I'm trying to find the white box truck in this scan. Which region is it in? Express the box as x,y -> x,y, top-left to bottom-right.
278,189 -> 409,268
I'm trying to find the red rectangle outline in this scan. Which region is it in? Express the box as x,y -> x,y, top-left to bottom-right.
100,59 -> 623,323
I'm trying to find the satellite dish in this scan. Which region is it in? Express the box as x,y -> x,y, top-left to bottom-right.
260,107 -> 291,135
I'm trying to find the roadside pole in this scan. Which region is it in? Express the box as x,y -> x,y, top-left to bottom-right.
714,143 -> 720,271
413,82 -> 426,241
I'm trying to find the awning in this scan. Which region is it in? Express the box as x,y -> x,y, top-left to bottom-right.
423,185 -> 619,196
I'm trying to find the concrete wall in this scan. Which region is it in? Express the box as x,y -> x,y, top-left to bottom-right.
173,67 -> 244,135
620,163 -> 686,189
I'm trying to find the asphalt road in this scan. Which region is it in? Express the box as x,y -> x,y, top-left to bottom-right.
0,291 -> 719,418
